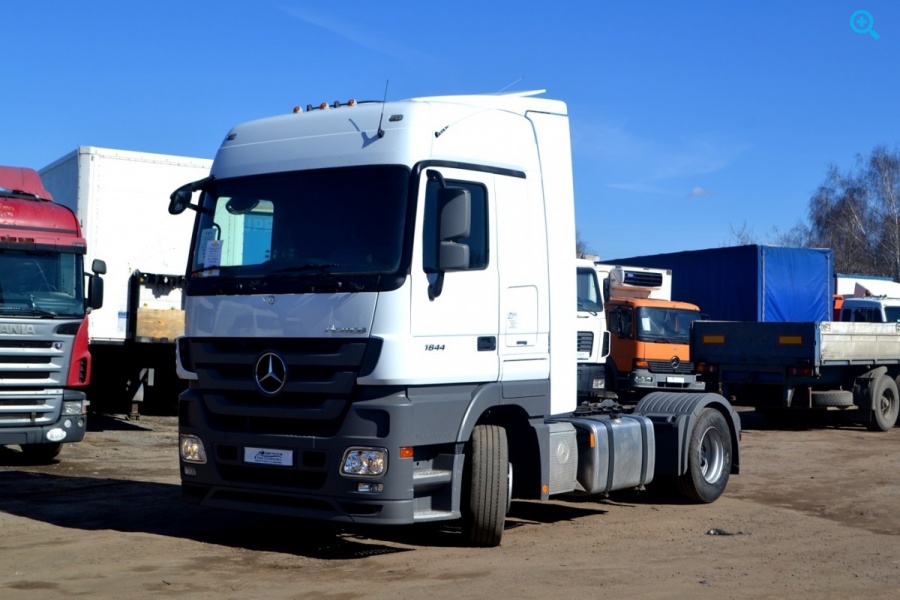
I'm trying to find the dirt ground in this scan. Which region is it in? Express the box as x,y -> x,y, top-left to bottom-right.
1,408 -> 899,600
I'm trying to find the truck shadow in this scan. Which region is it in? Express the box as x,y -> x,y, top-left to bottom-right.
736,408 -> 874,432
86,412 -> 156,432
0,471 -> 616,555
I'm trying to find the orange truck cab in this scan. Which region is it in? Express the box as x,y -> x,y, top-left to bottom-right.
600,266 -> 705,397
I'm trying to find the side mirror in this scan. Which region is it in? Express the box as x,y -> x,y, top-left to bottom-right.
88,274 -> 104,310
437,187 -> 471,271
168,187 -> 193,215
225,196 -> 260,215
92,258 -> 107,275
169,176 -> 213,215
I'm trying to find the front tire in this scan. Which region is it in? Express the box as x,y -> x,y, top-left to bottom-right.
462,425 -> 509,547
676,408 -> 732,503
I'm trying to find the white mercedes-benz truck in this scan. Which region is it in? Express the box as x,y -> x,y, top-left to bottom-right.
170,91 -> 741,546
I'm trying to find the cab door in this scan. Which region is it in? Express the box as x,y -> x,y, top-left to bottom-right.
409,167 -> 499,384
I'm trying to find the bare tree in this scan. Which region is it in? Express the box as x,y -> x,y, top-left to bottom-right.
868,146 -> 900,280
725,221 -> 757,246
802,148 -> 900,278
576,230 -> 593,258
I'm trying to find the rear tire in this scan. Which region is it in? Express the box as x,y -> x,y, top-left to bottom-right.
20,443 -> 62,463
866,375 -> 899,431
462,425 -> 509,547
676,408 -> 732,503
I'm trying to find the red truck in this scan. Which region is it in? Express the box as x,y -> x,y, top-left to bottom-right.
0,166 -> 105,461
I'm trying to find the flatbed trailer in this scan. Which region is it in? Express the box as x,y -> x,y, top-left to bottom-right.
693,320 -> 900,430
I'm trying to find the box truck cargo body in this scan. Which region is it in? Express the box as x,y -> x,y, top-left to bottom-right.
40,147 -> 212,414
609,245 -> 834,323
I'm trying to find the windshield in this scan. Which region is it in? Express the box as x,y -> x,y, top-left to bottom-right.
635,306 -> 700,344
577,267 -> 602,312
0,250 -> 85,317
884,306 -> 900,323
190,166 -> 410,284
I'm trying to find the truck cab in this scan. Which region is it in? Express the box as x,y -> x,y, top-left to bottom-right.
576,258 -> 609,397
170,92 -> 740,547
838,296 -> 900,323
600,265 -> 704,396
0,166 -> 104,461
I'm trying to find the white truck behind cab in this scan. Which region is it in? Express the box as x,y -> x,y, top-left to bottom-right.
838,296 -> 900,323
576,258 -> 610,397
170,91 -> 741,547
39,147 -> 212,415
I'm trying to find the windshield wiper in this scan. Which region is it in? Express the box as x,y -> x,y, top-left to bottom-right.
0,306 -> 58,317
270,263 -> 338,275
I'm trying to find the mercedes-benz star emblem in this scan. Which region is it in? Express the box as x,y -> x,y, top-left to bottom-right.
670,356 -> 680,370
254,352 -> 287,396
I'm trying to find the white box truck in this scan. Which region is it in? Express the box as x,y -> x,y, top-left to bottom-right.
170,91 -> 741,547
39,147 -> 212,415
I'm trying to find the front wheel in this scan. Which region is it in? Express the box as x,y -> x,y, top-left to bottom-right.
462,424 -> 509,547
676,408 -> 732,503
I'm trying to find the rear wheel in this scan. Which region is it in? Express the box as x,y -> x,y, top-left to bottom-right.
676,409 -> 732,503
20,443 -> 62,463
866,375 -> 899,431
462,425 -> 509,547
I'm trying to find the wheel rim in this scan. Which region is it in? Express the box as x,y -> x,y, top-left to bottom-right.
506,462 -> 513,514
878,389 -> 897,420
698,426 -> 726,484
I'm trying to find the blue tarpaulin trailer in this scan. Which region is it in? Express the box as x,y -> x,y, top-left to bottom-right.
608,245 -> 834,322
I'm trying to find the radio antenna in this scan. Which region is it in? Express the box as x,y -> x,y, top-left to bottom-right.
377,80 -> 389,138
496,76 -> 524,94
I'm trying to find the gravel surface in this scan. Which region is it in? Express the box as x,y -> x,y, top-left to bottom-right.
1,409 -> 899,599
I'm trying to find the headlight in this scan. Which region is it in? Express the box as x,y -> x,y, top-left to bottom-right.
180,434 -> 207,463
62,401 -> 84,415
341,447 -> 387,477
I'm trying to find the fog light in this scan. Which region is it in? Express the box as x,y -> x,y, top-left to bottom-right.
591,378 -> 605,389
357,482 -> 384,493
341,447 -> 387,476
180,434 -> 207,463
63,419 -> 72,428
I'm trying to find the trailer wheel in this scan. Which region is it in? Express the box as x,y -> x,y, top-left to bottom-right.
20,443 -> 62,463
866,375 -> 899,432
676,408 -> 732,503
462,424 -> 509,547
811,390 -> 854,408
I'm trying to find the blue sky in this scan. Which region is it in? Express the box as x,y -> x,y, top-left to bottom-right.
3,1 -> 897,259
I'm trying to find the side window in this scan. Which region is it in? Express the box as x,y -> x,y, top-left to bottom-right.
423,178 -> 488,272
610,307 -> 633,339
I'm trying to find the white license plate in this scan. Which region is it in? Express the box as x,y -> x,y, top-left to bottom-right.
666,376 -> 685,384
244,447 -> 294,467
